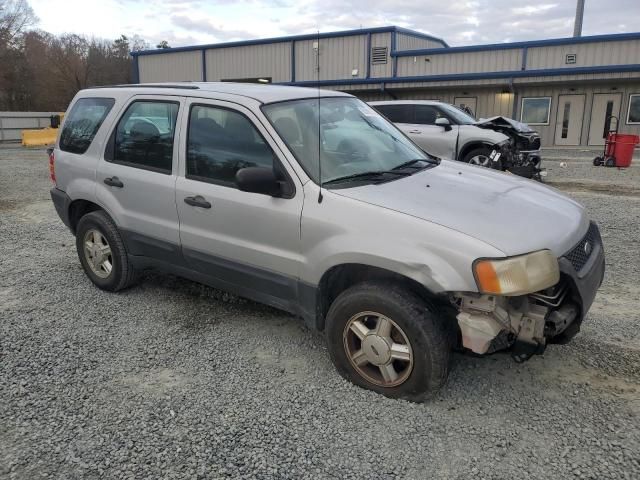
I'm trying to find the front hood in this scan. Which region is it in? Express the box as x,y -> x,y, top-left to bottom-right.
334,161 -> 588,257
476,116 -> 536,133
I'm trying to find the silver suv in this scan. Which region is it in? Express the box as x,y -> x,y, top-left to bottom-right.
50,83 -> 604,401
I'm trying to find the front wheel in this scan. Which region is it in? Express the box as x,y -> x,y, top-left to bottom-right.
75,210 -> 137,291
463,147 -> 500,169
325,282 -> 451,402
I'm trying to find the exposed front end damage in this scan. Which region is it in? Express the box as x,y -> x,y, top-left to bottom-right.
452,222 -> 606,362
477,116 -> 545,181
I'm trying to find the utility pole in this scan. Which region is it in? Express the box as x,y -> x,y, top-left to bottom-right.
573,0 -> 585,37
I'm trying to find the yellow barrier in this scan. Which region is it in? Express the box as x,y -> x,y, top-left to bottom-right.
22,127 -> 59,147
21,113 -> 64,147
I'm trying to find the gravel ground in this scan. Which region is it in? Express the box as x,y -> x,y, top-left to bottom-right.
1,146 -> 639,479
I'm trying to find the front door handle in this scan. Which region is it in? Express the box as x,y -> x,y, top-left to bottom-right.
104,176 -> 124,188
184,195 -> 211,209
407,129 -> 422,134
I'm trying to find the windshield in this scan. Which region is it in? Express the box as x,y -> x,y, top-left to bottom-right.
439,103 -> 476,124
262,97 -> 432,185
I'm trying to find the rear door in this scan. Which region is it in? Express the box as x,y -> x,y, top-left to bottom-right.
96,95 -> 184,263
175,98 -> 304,311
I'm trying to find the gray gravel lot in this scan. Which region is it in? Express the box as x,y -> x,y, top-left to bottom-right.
1,146 -> 639,479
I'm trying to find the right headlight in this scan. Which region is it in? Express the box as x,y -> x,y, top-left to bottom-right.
473,250 -> 560,296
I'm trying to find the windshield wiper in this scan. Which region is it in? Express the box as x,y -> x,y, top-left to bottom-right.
323,170 -> 411,186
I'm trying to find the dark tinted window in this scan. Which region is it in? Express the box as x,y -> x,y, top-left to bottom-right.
373,104 -> 414,124
187,105 -> 274,186
414,105 -> 446,125
111,101 -> 179,173
59,97 -> 114,154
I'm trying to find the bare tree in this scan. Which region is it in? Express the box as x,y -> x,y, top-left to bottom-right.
0,0 -> 37,48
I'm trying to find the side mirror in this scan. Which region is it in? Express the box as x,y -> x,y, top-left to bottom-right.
435,117 -> 452,131
236,167 -> 292,198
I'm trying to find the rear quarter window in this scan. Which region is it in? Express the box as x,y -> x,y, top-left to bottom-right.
59,97 -> 115,154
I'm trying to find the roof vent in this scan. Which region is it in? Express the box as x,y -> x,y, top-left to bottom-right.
371,46 -> 388,65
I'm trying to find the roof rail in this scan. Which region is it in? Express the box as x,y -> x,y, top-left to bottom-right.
88,84 -> 200,90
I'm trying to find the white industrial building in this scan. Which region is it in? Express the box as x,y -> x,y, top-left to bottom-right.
131,26 -> 640,147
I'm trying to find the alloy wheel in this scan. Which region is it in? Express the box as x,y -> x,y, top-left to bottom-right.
83,228 -> 113,279
468,154 -> 491,167
343,311 -> 414,387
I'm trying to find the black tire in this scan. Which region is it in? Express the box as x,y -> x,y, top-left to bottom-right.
605,156 -> 616,167
462,146 -> 500,170
75,210 -> 137,292
593,156 -> 603,166
325,282 -> 451,402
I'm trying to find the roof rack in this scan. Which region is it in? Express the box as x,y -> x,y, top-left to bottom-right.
89,84 -> 200,90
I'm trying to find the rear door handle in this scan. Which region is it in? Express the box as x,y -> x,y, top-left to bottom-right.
184,195 -> 211,209
104,176 -> 124,188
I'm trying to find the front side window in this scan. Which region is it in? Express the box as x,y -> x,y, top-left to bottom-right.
521,97 -> 551,125
627,94 -> 640,124
187,105 -> 275,185
111,101 -> 179,174
59,97 -> 115,154
263,97 -> 431,185
436,103 -> 476,124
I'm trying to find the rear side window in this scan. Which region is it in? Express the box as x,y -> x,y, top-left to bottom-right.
59,97 -> 115,154
108,100 -> 179,174
372,104 -> 414,124
186,105 -> 275,186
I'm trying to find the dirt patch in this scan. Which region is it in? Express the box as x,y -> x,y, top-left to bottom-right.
119,368 -> 193,394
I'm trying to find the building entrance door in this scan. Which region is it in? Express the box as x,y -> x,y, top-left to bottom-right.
454,97 -> 478,118
588,93 -> 622,145
555,94 -> 585,145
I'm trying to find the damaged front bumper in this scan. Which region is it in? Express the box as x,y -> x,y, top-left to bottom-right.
453,222 -> 605,362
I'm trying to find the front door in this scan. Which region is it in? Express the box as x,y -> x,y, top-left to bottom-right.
555,94 -> 585,146
588,93 -> 622,146
175,99 -> 303,311
454,97 -> 478,118
406,104 -> 459,159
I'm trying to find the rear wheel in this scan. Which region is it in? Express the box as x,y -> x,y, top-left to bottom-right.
605,156 -> 616,167
593,156 -> 603,166
325,282 -> 451,401
75,211 -> 137,291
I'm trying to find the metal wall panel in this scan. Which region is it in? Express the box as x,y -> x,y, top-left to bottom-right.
526,40 -> 640,69
0,112 -> 59,142
295,35 -> 367,82
205,42 -> 291,82
512,83 -> 640,146
396,49 -> 523,76
138,51 -> 202,82
370,33 -> 393,78
396,33 -> 445,51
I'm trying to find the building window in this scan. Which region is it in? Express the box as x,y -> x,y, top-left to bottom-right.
520,97 -> 551,125
565,53 -> 577,64
627,94 -> 640,124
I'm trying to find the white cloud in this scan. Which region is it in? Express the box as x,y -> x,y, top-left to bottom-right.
28,0 -> 640,48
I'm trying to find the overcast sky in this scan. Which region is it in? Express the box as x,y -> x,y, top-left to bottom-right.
29,0 -> 640,48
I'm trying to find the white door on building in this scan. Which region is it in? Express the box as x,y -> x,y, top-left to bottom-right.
555,94 -> 585,146
588,93 -> 622,145
454,97 -> 478,118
